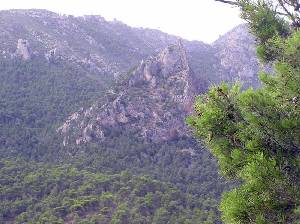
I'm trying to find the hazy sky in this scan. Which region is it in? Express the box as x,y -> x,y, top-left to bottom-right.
0,0 -> 244,43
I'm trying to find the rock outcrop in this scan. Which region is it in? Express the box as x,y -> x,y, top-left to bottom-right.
58,41 -> 196,145
16,39 -> 31,60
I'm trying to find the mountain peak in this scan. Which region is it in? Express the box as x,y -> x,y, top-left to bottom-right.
159,39 -> 189,73
128,39 -> 190,88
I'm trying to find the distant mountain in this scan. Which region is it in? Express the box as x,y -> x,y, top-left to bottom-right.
57,24 -> 262,146
213,24 -> 261,88
0,9 -> 259,91
0,9 -> 199,84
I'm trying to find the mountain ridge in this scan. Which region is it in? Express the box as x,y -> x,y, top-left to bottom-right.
0,9 -> 259,91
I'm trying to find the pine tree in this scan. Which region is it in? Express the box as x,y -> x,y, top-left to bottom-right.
188,1 -> 300,223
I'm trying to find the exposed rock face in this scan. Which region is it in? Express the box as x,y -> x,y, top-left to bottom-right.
57,23 -> 266,147
16,39 -> 31,60
58,41 -> 196,145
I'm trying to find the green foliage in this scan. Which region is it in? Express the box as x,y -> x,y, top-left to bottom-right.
66,137 -> 232,201
188,1 -> 300,223
0,57 -> 109,159
238,0 -> 290,62
0,160 -> 219,223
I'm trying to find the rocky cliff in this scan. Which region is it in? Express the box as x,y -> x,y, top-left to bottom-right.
58,41 -> 196,145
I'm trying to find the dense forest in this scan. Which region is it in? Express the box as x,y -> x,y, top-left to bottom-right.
1,160 -> 222,223
0,57 -> 110,159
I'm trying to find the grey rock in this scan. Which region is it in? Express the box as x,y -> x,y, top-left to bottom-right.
16,39 -> 31,60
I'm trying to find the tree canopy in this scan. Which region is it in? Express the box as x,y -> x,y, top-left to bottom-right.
188,0 -> 300,223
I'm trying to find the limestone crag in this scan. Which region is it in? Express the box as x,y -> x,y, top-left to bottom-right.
58,42 -> 196,145
16,39 -> 31,60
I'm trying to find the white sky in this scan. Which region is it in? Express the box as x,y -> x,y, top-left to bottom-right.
0,0 -> 244,43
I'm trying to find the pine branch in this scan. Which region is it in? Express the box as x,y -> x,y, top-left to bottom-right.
278,0 -> 297,22
214,0 -> 239,5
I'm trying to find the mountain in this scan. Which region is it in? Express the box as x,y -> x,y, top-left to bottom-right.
0,9 -> 260,158
0,9 -> 261,223
56,41 -> 232,206
57,24 -> 261,151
